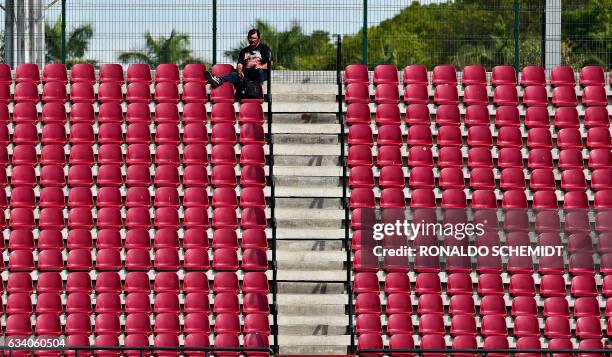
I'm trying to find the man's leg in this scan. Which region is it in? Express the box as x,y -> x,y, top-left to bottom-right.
219,71 -> 239,84
245,69 -> 268,83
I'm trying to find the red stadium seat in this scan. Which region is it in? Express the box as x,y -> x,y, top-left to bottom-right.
435,104 -> 460,125
524,106 -> 550,128
97,82 -> 123,102
404,84 -> 428,104
464,105 -> 489,126
345,64 -> 369,84
373,64 -> 398,85
70,82 -> 95,103
432,64 -> 456,85
183,64 -> 206,83
99,64 -> 124,83
587,127 -> 611,148
433,84 -> 459,105
582,85 -> 607,106
521,65 -> 546,86
491,65 -> 516,86
524,85 -> 549,106
403,64 -> 427,85
495,105 -> 520,126
552,85 -> 577,106
463,84 -> 488,105
126,82 -> 151,103
550,66 -> 575,87
462,65 -> 486,86
493,85 -> 518,106
210,82 -> 235,103
374,83 -> 399,104
580,65 -> 604,86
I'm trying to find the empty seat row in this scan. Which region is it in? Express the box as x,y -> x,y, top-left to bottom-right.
346,63 -> 612,87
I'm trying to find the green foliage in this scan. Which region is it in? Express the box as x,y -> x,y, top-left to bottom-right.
45,18 -> 96,67
118,30 -> 207,68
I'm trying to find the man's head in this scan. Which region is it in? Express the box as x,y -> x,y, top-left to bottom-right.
247,28 -> 261,48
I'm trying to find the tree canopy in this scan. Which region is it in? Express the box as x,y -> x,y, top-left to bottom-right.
45,18 -> 95,67
118,30 -> 206,68
228,0 -> 612,70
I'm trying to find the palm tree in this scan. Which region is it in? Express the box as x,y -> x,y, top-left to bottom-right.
118,30 -> 206,67
45,18 -> 95,67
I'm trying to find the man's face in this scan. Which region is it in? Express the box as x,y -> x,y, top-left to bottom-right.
248,33 -> 260,48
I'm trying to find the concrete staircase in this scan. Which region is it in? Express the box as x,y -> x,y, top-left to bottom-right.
269,84 -> 352,354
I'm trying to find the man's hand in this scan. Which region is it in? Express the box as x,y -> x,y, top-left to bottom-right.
237,69 -> 245,78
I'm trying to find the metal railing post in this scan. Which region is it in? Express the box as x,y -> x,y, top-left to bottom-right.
337,34 -> 355,353
212,0 -> 217,65
266,55 -> 278,355
514,0 -> 520,74
61,0 -> 66,64
541,0 -> 546,67
362,0 -> 368,66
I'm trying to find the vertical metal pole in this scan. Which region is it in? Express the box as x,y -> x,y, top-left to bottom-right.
541,0 -> 546,67
212,0 -> 217,65
5,0 -> 14,67
362,0 -> 367,66
266,50 -> 278,355
61,0 -> 66,64
513,0 -> 520,75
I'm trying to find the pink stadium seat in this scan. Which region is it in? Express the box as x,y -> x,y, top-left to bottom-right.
403,64 -> 428,85
345,64 -> 369,84
409,189 -> 436,208
240,123 -> 265,145
404,84 -> 428,104
377,125 -> 402,146
14,81 -> 38,102
432,64 -> 457,85
98,82 -> 123,102
526,127 -> 552,149
183,64 -> 206,83
439,167 -> 464,189
155,64 -> 179,83
554,107 -> 579,128
211,123 -> 236,145
125,103 -> 151,123
16,63 -> 40,83
513,315 -> 540,337
155,82 -> 179,103
464,105 -> 489,126
587,127 -> 611,148
524,85 -> 549,106
524,106 -> 550,128
491,65 -> 516,86
126,82 -> 151,102
70,63 -> 95,83
239,102 -> 264,124
580,66 -> 605,86
70,82 -> 95,103
348,124 -> 374,146
433,84 -> 459,105
127,63 -> 151,83
211,102 -> 236,123
461,65 -> 486,86
592,168 -> 612,190
41,102 -> 65,123
438,147 -> 462,167
407,146 -> 433,167
582,85 -> 607,106
584,106 -> 609,128
0,64 -> 11,84
550,66 -> 575,87
374,83 -> 399,104
493,85 -> 518,106
494,105 -> 520,127
42,81 -> 67,102
183,82 -> 208,103
521,65 -> 546,86
373,64 -> 398,85
552,85 -> 577,106
99,64 -> 124,83
375,103 -> 400,125
435,104 -> 460,125
407,125 -> 433,146
463,84 -> 488,105
96,102 -> 122,123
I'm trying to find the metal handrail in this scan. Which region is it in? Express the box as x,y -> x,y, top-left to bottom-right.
336,34 -> 355,354
266,58 -> 278,354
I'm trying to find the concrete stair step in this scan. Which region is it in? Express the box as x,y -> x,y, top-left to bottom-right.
273,93 -> 336,102
272,102 -> 337,113
274,175 -> 340,187
277,269 -> 346,282
276,240 -> 344,251
273,133 -> 338,145
272,123 -> 339,134
278,345 -> 349,355
274,166 -> 341,177
273,113 -> 338,124
278,335 -> 351,346
276,228 -> 345,240
275,197 -> 342,210
275,208 -> 344,220
278,293 -> 347,305
277,281 -> 346,294
277,250 -> 346,270
274,144 -> 340,156
278,304 -> 345,316
274,155 -> 340,166
278,324 -> 348,336
275,186 -> 342,198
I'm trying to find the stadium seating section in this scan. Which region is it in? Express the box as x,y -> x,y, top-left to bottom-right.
0,62 -> 271,354
345,63 -> 612,352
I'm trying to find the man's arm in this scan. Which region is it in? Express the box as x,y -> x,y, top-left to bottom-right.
237,62 -> 244,77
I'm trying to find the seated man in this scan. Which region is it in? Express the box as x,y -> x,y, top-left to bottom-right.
205,28 -> 271,87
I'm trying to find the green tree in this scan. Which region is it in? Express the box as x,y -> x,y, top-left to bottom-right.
118,30 -> 206,68
45,18 -> 95,67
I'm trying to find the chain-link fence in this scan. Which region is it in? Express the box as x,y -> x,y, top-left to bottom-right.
1,0 -> 612,82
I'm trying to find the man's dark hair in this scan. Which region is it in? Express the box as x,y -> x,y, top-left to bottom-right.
248,28 -> 260,38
